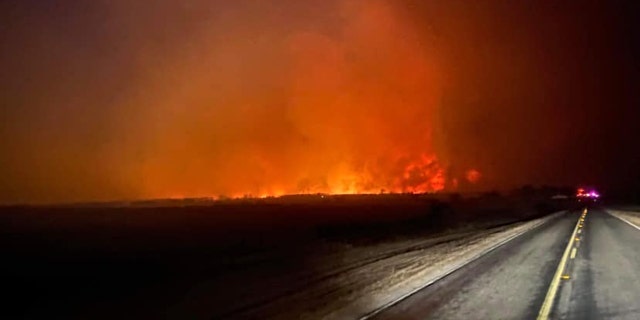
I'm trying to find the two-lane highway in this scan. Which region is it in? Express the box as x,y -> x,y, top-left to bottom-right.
555,210 -> 640,319
372,208 -> 640,320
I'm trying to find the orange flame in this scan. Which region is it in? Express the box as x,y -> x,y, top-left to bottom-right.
465,169 -> 482,184
122,1 -> 458,200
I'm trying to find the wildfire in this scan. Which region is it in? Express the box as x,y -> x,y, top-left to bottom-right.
221,153 -> 448,199
398,154 -> 445,193
465,169 -> 482,184
120,1 -> 475,201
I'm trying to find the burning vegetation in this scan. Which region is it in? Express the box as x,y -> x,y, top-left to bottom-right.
128,0 -> 481,200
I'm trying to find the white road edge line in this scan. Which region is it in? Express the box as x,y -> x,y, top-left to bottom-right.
607,210 -> 640,231
536,210 -> 583,320
358,211 -> 565,320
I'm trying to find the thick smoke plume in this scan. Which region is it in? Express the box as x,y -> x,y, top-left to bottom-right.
2,0 -> 499,203
104,0 -> 454,200
4,0 -> 633,203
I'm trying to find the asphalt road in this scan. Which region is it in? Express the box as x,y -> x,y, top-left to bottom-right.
372,208 -> 640,320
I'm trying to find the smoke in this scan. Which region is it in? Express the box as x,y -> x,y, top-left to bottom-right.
6,0 -> 633,204
1,0 -> 497,203
107,0 -> 454,199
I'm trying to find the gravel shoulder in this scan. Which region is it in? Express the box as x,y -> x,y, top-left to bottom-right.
606,209 -> 640,227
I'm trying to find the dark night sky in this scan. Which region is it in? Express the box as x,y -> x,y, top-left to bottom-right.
1,0 -> 639,204
415,1 -> 640,192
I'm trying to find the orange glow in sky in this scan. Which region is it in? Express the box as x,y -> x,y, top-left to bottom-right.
126,0 -> 451,199
0,0 -> 500,203
1,0 -> 634,204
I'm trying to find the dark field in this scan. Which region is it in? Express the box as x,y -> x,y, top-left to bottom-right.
1,192 -> 571,319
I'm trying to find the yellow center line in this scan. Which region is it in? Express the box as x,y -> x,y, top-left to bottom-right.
570,247 -> 577,259
536,210 -> 585,320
